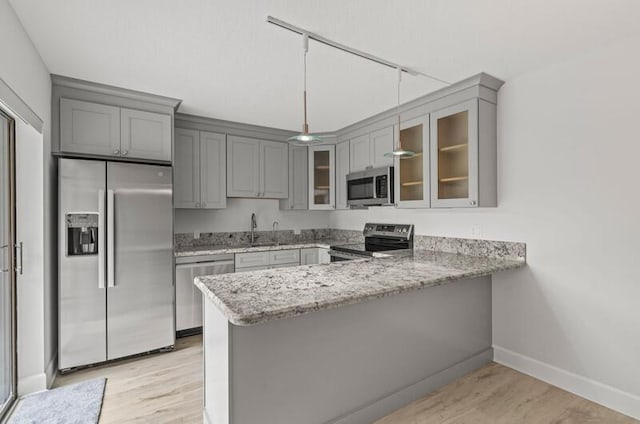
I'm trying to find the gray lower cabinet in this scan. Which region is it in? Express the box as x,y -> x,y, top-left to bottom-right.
60,98 -> 120,157
174,128 -> 226,209
335,141 -> 350,210
227,135 -> 288,199
235,249 -> 301,272
280,145 -> 308,210
60,97 -> 172,162
301,248 -> 331,265
120,108 -> 172,161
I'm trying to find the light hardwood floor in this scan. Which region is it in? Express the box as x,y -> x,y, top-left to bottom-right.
54,335 -> 203,423
53,336 -> 637,423
376,362 -> 638,424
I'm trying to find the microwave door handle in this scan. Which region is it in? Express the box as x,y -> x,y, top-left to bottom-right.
372,176 -> 377,199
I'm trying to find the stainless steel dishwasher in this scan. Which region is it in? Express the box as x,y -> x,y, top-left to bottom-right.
175,253 -> 234,335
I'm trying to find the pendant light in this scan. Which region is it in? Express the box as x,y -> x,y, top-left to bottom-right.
384,67 -> 415,158
288,34 -> 323,144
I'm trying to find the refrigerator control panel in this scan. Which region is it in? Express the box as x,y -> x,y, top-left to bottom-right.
66,213 -> 99,256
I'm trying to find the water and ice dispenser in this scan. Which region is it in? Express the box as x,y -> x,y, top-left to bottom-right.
66,213 -> 99,256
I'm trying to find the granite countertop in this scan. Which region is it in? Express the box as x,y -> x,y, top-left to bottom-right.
174,239 -> 361,257
194,250 -> 526,326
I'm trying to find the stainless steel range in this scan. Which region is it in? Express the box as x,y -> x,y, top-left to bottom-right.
329,223 -> 414,262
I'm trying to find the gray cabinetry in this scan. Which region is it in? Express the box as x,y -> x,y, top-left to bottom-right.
227,136 -> 288,199
369,126 -> 394,168
349,134 -> 370,172
227,136 -> 261,197
59,97 -> 172,162
174,128 -> 226,209
280,144 -> 308,210
430,99 -> 496,208
60,98 -> 120,157
174,128 -> 200,208
260,140 -> 288,199
200,132 -> 227,209
120,108 -> 172,161
335,141 -> 350,210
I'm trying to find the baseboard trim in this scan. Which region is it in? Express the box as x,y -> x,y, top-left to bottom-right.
330,348 -> 494,424
493,346 -> 640,420
45,353 -> 57,389
17,372 -> 47,396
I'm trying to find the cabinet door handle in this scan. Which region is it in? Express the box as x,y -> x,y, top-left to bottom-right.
113,149 -> 120,155
121,150 -> 129,156
470,200 -> 477,206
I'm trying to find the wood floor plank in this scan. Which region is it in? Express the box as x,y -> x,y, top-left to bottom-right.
52,337 -> 637,423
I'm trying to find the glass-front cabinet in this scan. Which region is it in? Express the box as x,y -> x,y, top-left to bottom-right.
394,115 -> 430,208
430,99 -> 486,208
308,145 -> 335,210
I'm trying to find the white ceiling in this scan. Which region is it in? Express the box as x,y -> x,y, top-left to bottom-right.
9,0 -> 640,132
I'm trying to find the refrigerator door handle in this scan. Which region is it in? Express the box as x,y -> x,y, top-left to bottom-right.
98,189 -> 106,289
107,189 -> 115,288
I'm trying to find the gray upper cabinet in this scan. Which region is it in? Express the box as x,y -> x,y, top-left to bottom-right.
430,98 -> 496,208
335,141 -> 350,210
227,136 -> 261,197
280,145 -> 308,210
370,126 -> 394,168
60,98 -> 120,157
227,136 -> 287,199
174,128 -> 226,209
174,128 -> 200,208
260,140 -> 288,199
59,97 -> 172,162
349,134 -> 370,172
200,132 -> 227,209
120,108 -> 172,161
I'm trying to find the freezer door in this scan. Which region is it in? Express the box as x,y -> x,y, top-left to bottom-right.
58,159 -> 107,369
106,162 -> 174,360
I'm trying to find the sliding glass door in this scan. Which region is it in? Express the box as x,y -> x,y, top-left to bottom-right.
0,110 -> 16,419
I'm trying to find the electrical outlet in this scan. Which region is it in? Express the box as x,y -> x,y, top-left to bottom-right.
471,225 -> 482,237
194,232 -> 200,239
293,228 -> 301,235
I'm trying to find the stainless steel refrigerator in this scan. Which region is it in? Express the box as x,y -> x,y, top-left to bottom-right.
58,158 -> 174,370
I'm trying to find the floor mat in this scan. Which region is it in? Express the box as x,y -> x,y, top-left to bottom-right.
8,378 -> 106,424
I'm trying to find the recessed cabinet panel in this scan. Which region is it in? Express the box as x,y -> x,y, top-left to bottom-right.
260,141 -> 288,199
120,108 -> 172,161
281,145 -> 308,210
370,126 -> 394,168
227,136 -> 261,197
200,132 -> 227,209
430,99 -> 480,208
174,128 -> 200,208
60,98 -> 120,156
349,134 -> 371,172
395,115 -> 430,208
309,145 -> 335,210
335,141 -> 350,210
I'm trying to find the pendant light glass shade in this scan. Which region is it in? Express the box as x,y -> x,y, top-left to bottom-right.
385,67 -> 415,158
288,34 -> 323,144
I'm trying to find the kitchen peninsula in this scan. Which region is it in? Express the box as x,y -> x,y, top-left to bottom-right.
195,241 -> 526,424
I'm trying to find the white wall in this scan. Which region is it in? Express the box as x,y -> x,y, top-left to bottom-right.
331,35 -> 640,418
0,0 -> 54,393
175,198 -> 330,234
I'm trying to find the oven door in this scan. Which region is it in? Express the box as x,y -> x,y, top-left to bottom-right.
329,250 -> 366,262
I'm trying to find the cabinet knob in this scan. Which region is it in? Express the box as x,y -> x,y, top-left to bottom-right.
470,200 -> 477,206
113,149 -> 120,155
122,150 -> 129,156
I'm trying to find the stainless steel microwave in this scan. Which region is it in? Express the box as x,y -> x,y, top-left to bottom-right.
346,166 -> 394,207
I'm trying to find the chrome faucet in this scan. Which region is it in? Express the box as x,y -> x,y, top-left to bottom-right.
272,221 -> 279,245
250,213 -> 257,244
